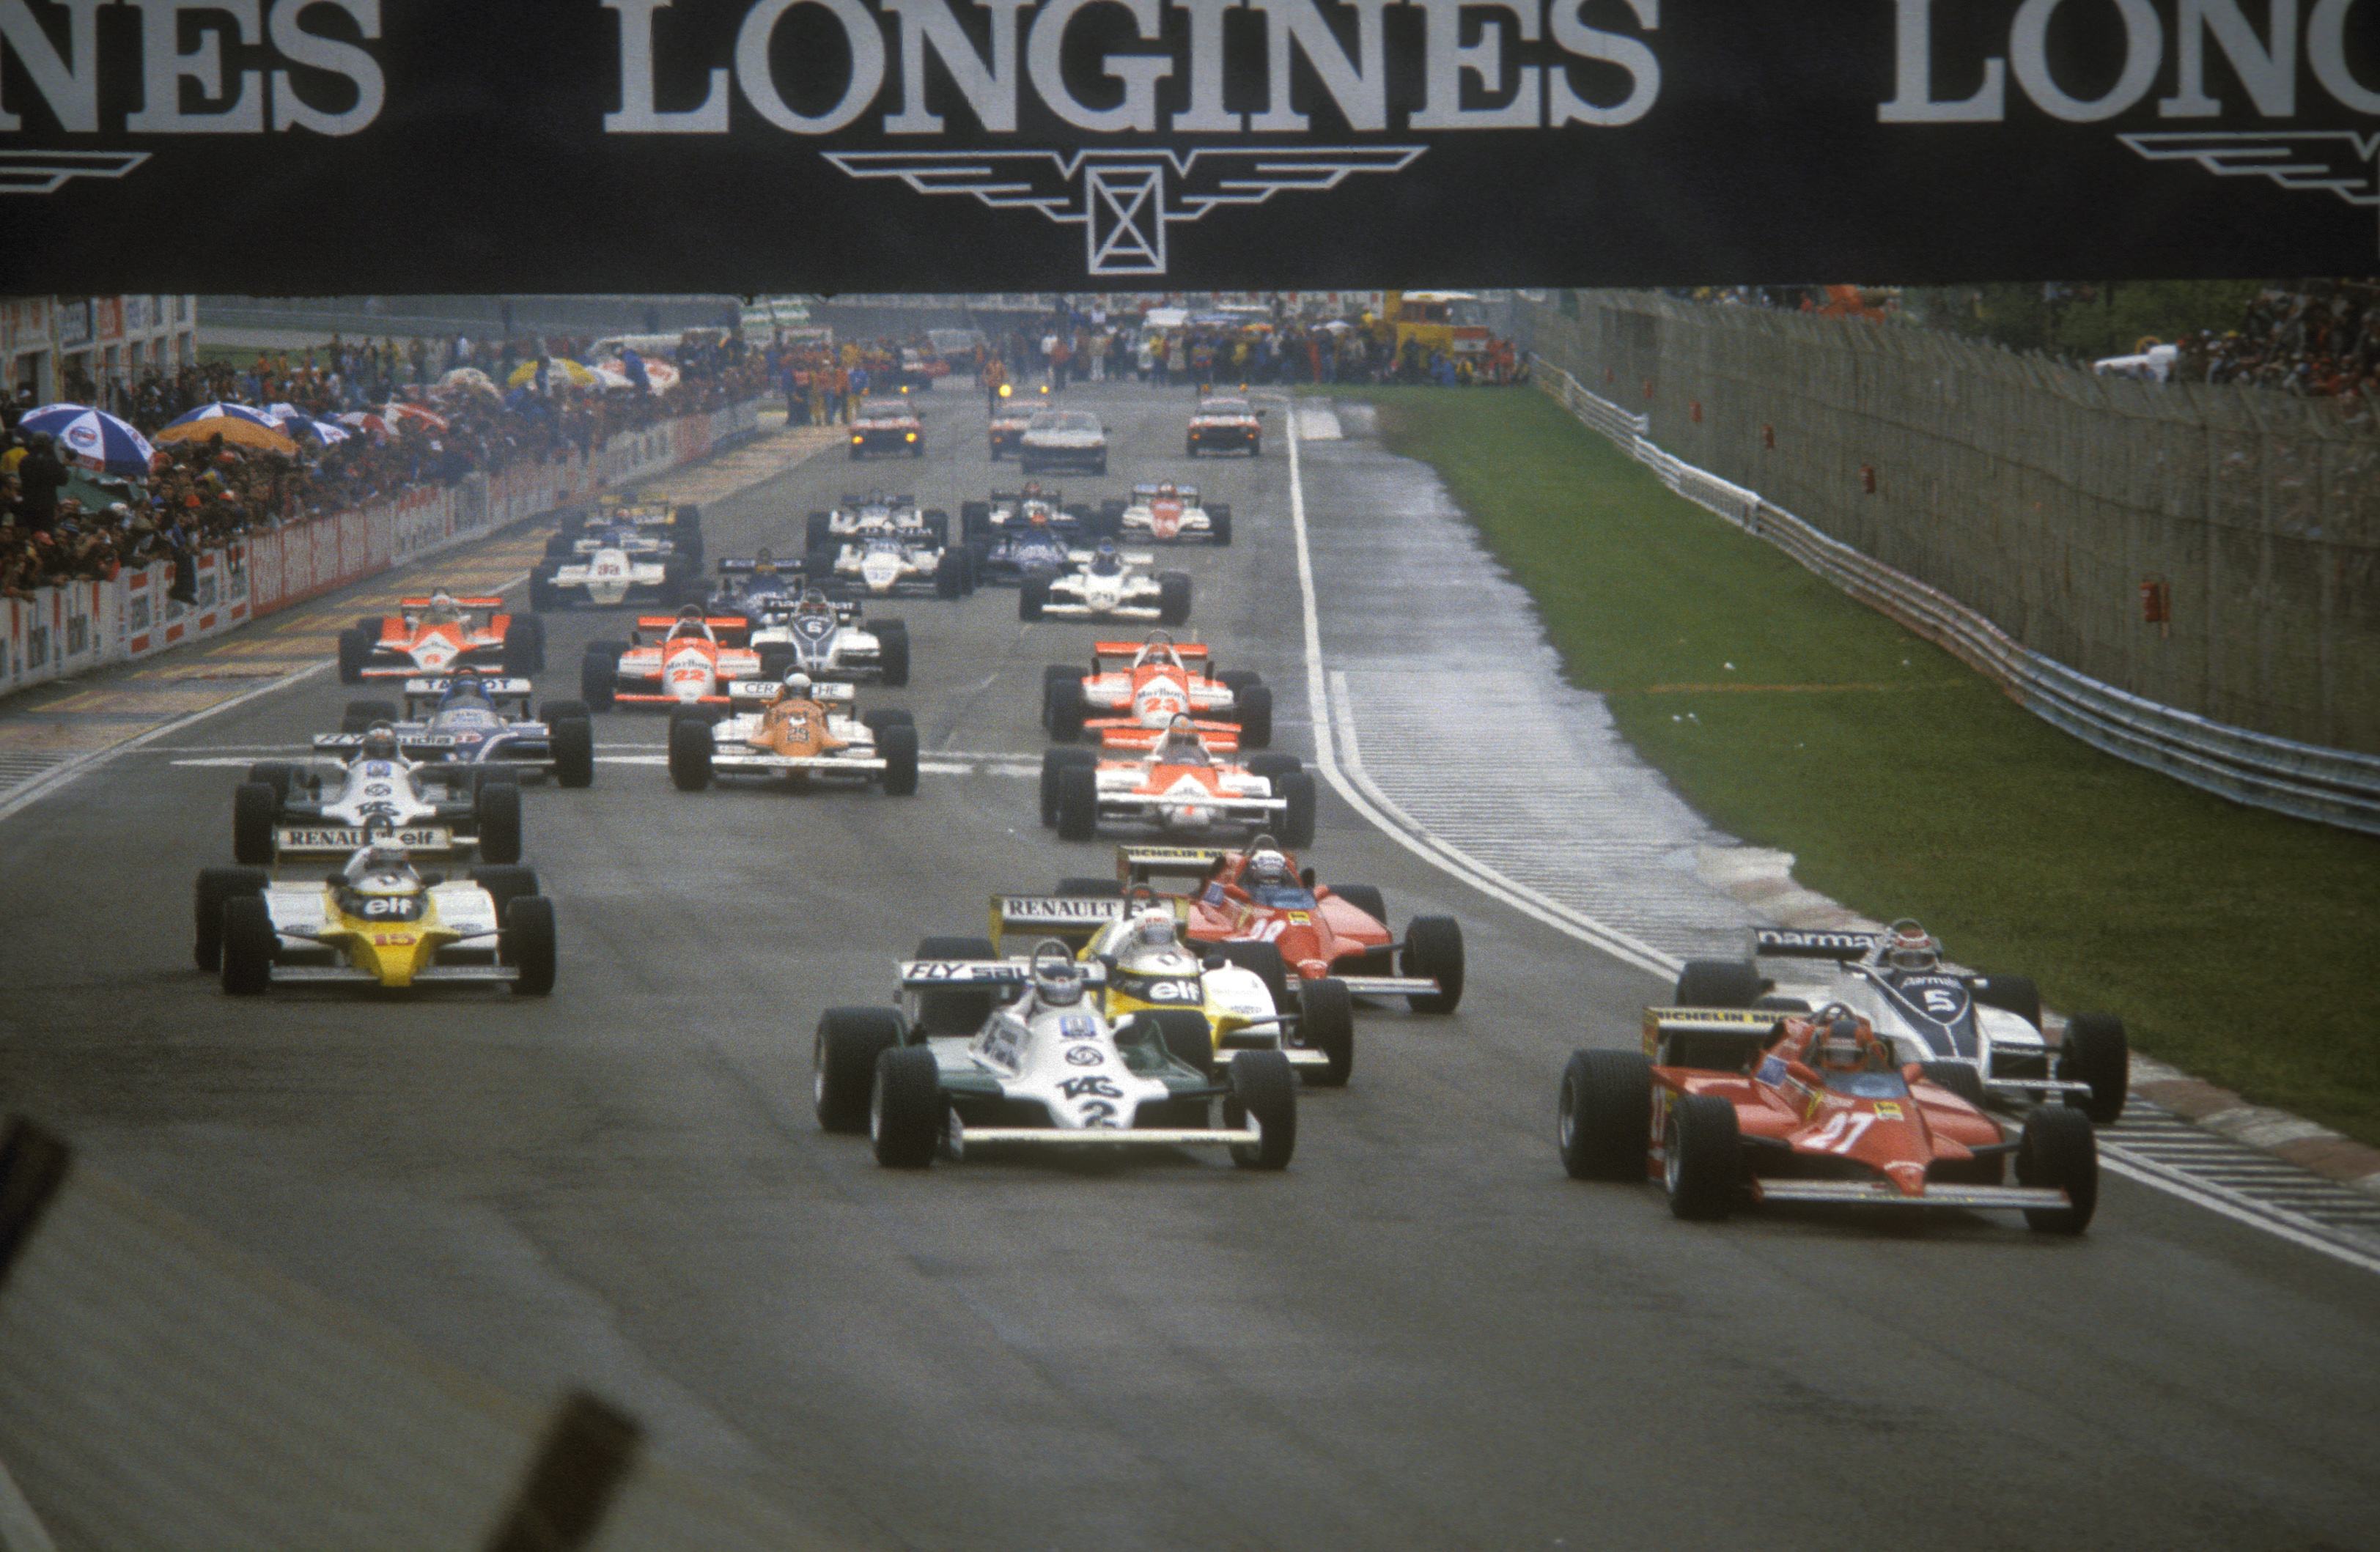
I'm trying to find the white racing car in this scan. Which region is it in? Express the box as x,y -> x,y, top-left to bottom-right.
231,723 -> 523,868
811,529 -> 974,599
1019,540 -> 1190,625
748,588 -> 910,687
1110,481 -> 1230,545
804,492 -> 947,553
531,522 -> 695,610
810,939 -> 1297,1169
1672,922 -> 2130,1122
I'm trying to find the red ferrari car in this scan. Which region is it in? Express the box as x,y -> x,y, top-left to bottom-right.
1116,837 -> 1465,1014
338,592 -> 544,683
1557,1004 -> 2098,1232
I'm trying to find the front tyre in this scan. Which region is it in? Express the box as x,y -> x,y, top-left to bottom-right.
1674,958 -> 1761,1008
2016,1105 -> 2099,1233
877,723 -> 919,797
1298,976 -> 1355,1087
1226,1050 -> 1297,1169
502,896 -> 557,995
872,1046 -> 945,1168
2059,1013 -> 2129,1124
815,1007 -> 905,1132
668,715 -> 715,792
220,895 -> 276,995
1663,1093 -> 1739,1221
232,781 -> 279,866
1401,916 -> 1465,1013
1559,1049 -> 1652,1181
475,780 -> 523,864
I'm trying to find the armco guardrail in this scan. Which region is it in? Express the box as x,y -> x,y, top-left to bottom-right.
0,399 -> 761,704
1530,358 -> 2380,837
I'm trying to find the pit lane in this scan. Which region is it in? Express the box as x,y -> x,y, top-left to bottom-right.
1,382 -> 2376,1550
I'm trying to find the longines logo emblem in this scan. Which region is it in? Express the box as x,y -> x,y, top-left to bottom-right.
824,146 -> 1423,276
0,150 -> 148,194
2118,131 -> 2380,223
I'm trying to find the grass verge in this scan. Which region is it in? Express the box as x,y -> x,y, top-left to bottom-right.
1338,385 -> 2380,1147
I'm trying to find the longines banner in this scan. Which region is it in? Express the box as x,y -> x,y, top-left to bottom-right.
1,0 -> 2375,291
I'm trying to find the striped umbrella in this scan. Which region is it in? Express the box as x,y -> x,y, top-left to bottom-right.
17,402 -> 155,478
163,402 -> 279,430
287,417 -> 351,445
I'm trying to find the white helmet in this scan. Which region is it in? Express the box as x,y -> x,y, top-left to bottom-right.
1247,848 -> 1292,887
784,670 -> 814,694
1130,906 -> 1176,951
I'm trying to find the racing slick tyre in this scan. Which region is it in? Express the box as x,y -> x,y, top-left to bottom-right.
501,615 -> 546,676
2016,1104 -> 2099,1234
468,866 -> 541,925
548,714 -> 595,789
923,510 -> 950,546
1559,1049 -> 1654,1181
474,780 -> 523,864
1971,973 -> 2044,1030
804,546 -> 841,585
2059,1013 -> 2131,1124
1329,884 -> 1388,928
543,533 -> 578,560
935,553 -> 968,600
674,503 -> 702,531
668,715 -> 715,791
756,644 -> 795,681
1187,437 -> 1199,458
528,572 -> 558,613
1055,876 -> 1120,897
580,646 -> 621,711
1918,1061 -> 1990,1111
354,615 -> 387,636
1019,576 -> 1050,621
662,557 -> 698,606
861,708 -> 915,731
194,865 -> 268,971
220,895 -> 276,995
1055,766 -> 1100,842
877,723 -> 919,797
1209,506 -> 1232,545
915,936 -> 1001,1034
806,511 -> 832,551
872,1046 -> 945,1169
540,698 -> 591,725
1276,770 -> 1317,849
1216,669 -> 1260,694
1298,976 -> 1355,1087
1225,1051 -> 1297,1170
1245,753 -> 1302,780
1674,958 -> 1762,1009
1157,572 -> 1192,627
1045,675 -> 1087,740
1149,1008 -> 1215,1078
232,781 -> 279,865
1231,683 -> 1274,747
336,628 -> 372,684
1248,437 -> 1261,459
1211,939 -> 1291,1016
1401,916 -> 1465,1013
244,761 -> 301,805
1664,1094 -> 1740,1220
1040,748 -> 1097,827
501,896 -> 557,997
341,698 -> 401,733
1091,457 -> 1106,477
1040,664 -> 1078,728
815,1007 -> 906,1133
875,621 -> 911,688
1091,500 -> 1125,539
959,501 -> 990,543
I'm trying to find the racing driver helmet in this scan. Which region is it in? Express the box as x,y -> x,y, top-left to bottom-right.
795,588 -> 833,618
1811,1005 -> 1875,1071
781,670 -> 814,697
1157,712 -> 1206,761
1031,943 -> 1086,1008
1129,906 -> 1178,952
1246,847 -> 1293,889
1089,541 -> 1123,576
360,722 -> 400,761
1885,919 -> 1941,972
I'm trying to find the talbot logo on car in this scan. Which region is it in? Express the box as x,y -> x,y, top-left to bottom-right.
823,145 -> 1424,276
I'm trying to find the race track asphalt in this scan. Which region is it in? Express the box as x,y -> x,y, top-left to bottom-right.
1,379 -> 2375,1551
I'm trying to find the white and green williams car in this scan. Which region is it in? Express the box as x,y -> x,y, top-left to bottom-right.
810,939 -> 1297,1170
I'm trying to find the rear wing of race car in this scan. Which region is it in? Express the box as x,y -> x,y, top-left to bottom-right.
1094,721 -> 1242,755
1641,1007 -> 1786,1072
1752,928 -> 1885,963
397,594 -> 505,611
1091,638 -> 1212,674
987,894 -> 1130,946
313,731 -> 490,757
634,615 -> 754,642
896,958 -> 1111,989
1128,483 -> 1198,502
272,821 -> 460,858
1115,844 -> 1231,887
397,676 -> 535,717
726,678 -> 856,706
1064,548 -> 1157,566
715,558 -> 793,578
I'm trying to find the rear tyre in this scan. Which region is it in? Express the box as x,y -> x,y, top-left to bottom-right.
502,896 -> 556,996
1330,884 -> 1388,928
668,716 -> 715,791
1664,1093 -> 1739,1220
1045,676 -> 1087,740
220,895 -> 276,995
1149,1008 -> 1215,1077
1276,770 -> 1316,848
806,511 -> 832,551
935,553 -> 966,599
1674,958 -> 1761,1008
244,761 -> 301,805
959,501 -> 990,543
1157,572 -> 1191,627
1402,915 -> 1465,1013
232,781 -> 278,865
1226,1051 -> 1297,1169
1212,939 -> 1290,1015
342,698 -> 400,733
1971,973 -> 2043,1030
1917,1060 -> 1989,1110
875,621 -> 910,688
756,644 -> 795,681
336,628 -> 372,684
2059,1013 -> 2129,1123
1056,766 -> 1099,841
580,646 -> 620,711
472,780 -> 523,864
1209,506 -> 1232,545
468,865 -> 542,924
194,866 -> 268,971
549,714 -> 594,788
1055,876 -> 1120,897
2017,1105 -> 2099,1233
815,1007 -> 906,1132
1020,576 -> 1050,621
915,935 -> 1001,1034
1559,1049 -> 1654,1180
1299,976 -> 1355,1087
501,616 -> 545,676
872,1046 -> 944,1169
1232,683 -> 1273,747
1040,748 -> 1098,827
528,573 -> 557,613
877,724 -> 918,796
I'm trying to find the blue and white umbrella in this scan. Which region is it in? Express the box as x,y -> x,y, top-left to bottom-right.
287,417 -> 350,445
163,402 -> 279,430
18,402 -> 156,478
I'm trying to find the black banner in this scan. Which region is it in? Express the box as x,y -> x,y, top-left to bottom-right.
1,0 -> 2374,292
